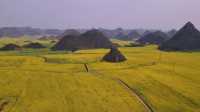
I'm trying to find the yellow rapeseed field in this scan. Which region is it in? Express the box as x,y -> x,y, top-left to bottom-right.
0,38 -> 199,112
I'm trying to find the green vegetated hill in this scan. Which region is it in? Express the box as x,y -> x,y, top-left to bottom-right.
0,38 -> 199,112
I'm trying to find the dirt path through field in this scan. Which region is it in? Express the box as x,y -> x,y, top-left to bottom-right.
89,66 -> 154,112
116,79 -> 154,112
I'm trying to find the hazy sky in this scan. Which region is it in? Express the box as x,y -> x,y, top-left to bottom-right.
0,0 -> 200,30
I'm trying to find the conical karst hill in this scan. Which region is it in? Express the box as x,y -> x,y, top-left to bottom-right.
159,22 -> 200,51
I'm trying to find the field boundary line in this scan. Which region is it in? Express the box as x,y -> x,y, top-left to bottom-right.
89,67 -> 154,112
116,78 -> 154,112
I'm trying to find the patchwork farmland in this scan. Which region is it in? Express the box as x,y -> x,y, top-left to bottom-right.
0,38 -> 199,112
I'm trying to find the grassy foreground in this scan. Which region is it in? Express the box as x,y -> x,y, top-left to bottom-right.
0,40 -> 199,112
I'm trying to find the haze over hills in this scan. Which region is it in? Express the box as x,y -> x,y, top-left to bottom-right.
0,26 -> 173,40
0,27 -> 65,37
167,29 -> 177,38
137,31 -> 170,45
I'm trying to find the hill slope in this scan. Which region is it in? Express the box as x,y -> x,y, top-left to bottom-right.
159,22 -> 200,51
137,31 -> 169,45
52,29 -> 113,51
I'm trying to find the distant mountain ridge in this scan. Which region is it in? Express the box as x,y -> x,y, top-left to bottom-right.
99,28 -> 145,40
0,27 -> 172,41
0,27 -> 64,37
137,31 -> 170,45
